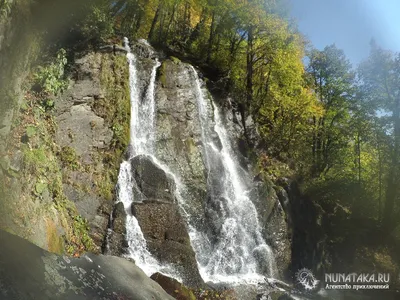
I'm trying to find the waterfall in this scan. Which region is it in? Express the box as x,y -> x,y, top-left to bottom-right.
114,38 -> 179,278
189,67 -> 278,284
113,38 -> 276,286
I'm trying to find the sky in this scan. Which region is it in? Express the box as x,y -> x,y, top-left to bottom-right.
289,0 -> 400,66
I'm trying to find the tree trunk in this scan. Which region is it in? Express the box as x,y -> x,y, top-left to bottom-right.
148,4 -> 161,41
206,12 -> 215,63
357,132 -> 361,183
165,3 -> 177,40
383,99 -> 400,230
246,26 -> 254,105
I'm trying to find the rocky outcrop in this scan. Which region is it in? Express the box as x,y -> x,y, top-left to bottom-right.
154,59 -> 209,229
106,202 -> 128,256
130,155 -> 176,202
0,45 -> 130,254
250,179 -> 292,279
53,51 -> 130,253
130,155 -> 204,288
151,273 -> 197,300
0,229 -> 174,300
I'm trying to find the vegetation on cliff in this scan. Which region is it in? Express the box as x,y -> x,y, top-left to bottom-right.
2,0 -> 400,288
84,0 -> 400,279
85,0 -> 400,236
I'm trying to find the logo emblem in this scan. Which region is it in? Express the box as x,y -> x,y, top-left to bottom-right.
295,268 -> 320,290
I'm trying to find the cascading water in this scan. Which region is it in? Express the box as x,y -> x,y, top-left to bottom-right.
114,38 -> 178,277
113,38 -> 276,287
189,67 -> 278,284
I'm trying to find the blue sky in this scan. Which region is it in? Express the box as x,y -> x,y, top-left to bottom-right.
289,0 -> 400,66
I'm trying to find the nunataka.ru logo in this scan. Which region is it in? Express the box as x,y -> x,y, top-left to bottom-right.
295,268 -> 320,290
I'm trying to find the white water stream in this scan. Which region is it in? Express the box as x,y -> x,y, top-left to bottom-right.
114,38 -> 179,278
113,38 -> 276,286
189,68 -> 277,284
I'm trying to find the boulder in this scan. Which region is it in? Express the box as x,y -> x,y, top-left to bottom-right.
130,155 -> 176,202
0,229 -> 174,300
133,200 -> 203,288
133,201 -> 189,244
150,272 -> 196,300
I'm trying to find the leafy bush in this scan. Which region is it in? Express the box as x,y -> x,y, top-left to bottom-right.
34,48 -> 67,95
79,3 -> 114,44
0,0 -> 12,17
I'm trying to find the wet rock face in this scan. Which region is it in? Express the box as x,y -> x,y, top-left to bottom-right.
106,202 -> 128,257
251,179 -> 292,280
129,155 -> 204,288
133,200 -> 204,288
0,229 -> 174,300
131,155 -> 176,202
133,201 -> 189,244
154,60 -> 209,228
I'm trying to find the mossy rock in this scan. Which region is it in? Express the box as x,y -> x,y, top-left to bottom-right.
159,61 -> 167,87
46,219 -> 64,254
150,273 -> 196,300
59,146 -> 80,170
170,56 -> 181,64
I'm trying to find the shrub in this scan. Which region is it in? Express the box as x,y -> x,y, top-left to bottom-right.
34,48 -> 68,95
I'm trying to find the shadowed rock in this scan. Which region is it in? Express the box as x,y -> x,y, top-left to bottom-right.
129,155 -> 204,288
130,155 -> 176,202
133,200 -> 204,288
150,273 -> 196,300
0,229 -> 173,300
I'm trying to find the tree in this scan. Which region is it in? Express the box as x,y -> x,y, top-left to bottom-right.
306,45 -> 356,176
359,41 -> 400,231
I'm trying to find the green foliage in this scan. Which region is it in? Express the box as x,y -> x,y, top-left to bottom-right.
34,48 -> 67,95
59,146 -> 80,170
35,181 -> 47,195
358,41 -> 400,228
80,1 -> 115,43
72,215 -> 95,252
97,54 -> 130,149
41,98 -> 55,111
26,125 -> 37,138
0,0 -> 12,17
22,145 -> 47,176
170,56 -> 181,64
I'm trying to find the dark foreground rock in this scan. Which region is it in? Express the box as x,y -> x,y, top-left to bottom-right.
151,273 -> 238,300
151,273 -> 196,300
0,229 -> 174,300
